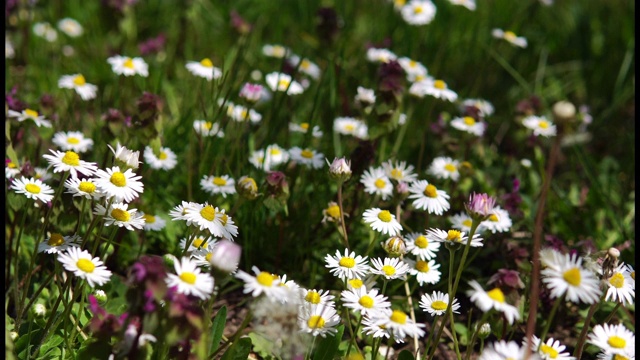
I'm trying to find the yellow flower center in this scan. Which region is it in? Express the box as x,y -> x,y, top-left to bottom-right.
272,46 -> 286,57
8,162 -> 17,168
300,149 -> 314,159
382,265 -> 396,276
444,164 -> 456,172
205,253 -> 213,262
326,205 -> 341,218
301,59 -> 311,69
414,235 -> 428,249
158,151 -> 168,160
25,183 -> 41,194
200,205 -> 216,221
67,137 -> 80,144
77,259 -> 95,273
73,75 -> 86,86
390,310 -> 407,324
256,272 -> 274,286
179,272 -> 197,284
307,315 -> 325,329
609,273 -> 625,288
539,120 -> 549,129
409,60 -> 418,68
487,288 -> 505,303
463,116 -> 476,126
423,184 -> 438,198
413,5 -> 423,14
62,151 -> 80,166
278,79 -> 291,89
270,148 -> 281,155
123,58 -> 135,69
631,271 -> 635,280
607,336 -> 626,349
540,344 -> 559,359
415,260 -> 430,273
563,267 -> 582,286
219,213 -> 228,226
433,80 -> 446,90
358,295 -> 374,308
110,172 -> 126,187
240,177 -> 258,192
300,122 -> 310,130
446,230 -> 462,242
504,31 -> 517,41
349,278 -> 363,289
613,355 -> 629,360
25,108 -> 39,118
305,291 -> 322,304
111,208 -> 130,222
431,300 -> 447,311
339,257 -> 355,268
344,124 -> 355,131
192,238 -> 207,248
390,168 -> 403,179
143,214 -> 156,224
462,219 -> 472,227
394,0 -> 406,6
47,233 -> 65,246
377,210 -> 392,223
203,121 -> 213,130
489,214 -> 499,222
374,178 -> 387,189
200,58 -> 213,67
78,181 -> 96,193
212,177 -> 227,186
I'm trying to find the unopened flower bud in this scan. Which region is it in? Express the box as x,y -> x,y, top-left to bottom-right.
465,192 -> 496,221
31,303 -> 46,318
382,236 -> 406,257
327,157 -> 352,182
239,83 -> 263,103
209,239 -> 241,274
477,322 -> 491,339
9,331 -> 18,341
94,289 -> 108,304
163,253 -> 177,268
237,176 -> 259,200
552,100 -> 576,122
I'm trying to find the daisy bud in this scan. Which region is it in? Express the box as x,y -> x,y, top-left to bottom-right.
477,322 -> 491,339
327,157 -> 352,182
552,100 -> 576,122
31,303 -> 46,318
465,192 -> 496,221
9,331 -> 18,341
382,235 -> 406,258
239,83 -> 264,103
209,239 -> 241,275
162,253 -> 177,268
94,289 -> 108,304
236,176 -> 259,200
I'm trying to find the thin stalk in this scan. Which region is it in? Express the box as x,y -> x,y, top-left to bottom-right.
305,335 -> 318,360
345,309 -> 361,356
32,275 -> 72,357
536,294 -> 564,349
465,312 -> 490,360
337,181 -> 350,250
574,295 -> 603,359
101,227 -> 120,262
402,275 -> 419,356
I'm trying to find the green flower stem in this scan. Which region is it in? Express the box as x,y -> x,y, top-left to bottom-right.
337,181 -> 350,250
91,198 -> 114,255
384,335 -> 394,360
345,309 -> 361,356
74,197 -> 87,234
371,336 -> 382,360
10,207 -> 28,318
402,274 -> 420,356
305,334 -> 318,360
536,294 -> 564,349
465,312 -> 490,360
181,228 -> 198,257
22,269 -> 55,322
603,302 -> 622,324
446,247 -> 462,359
101,226 -> 120,262
32,275 -> 72,358
573,293 -> 604,359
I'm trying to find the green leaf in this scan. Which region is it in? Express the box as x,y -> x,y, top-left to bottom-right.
454,322 -> 469,346
220,337 -> 252,360
397,350 -> 415,360
248,332 -> 275,358
312,324 -> 344,360
209,306 -> 227,355
75,338 -> 113,360
7,191 -> 27,212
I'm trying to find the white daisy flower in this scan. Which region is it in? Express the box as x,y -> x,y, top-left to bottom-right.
480,206 -> 513,234
300,288 -> 335,308
448,0 -> 476,11
107,55 -> 149,77
58,74 -> 97,100
33,22 -> 58,42
450,116 -> 485,136
363,208 -> 403,236
183,203 -> 238,240
424,79 -> 458,102
427,156 -> 461,181
7,108 -> 52,127
288,147 -> 325,169
169,201 -> 199,224
426,228 -> 484,247
404,258 -> 441,285
408,179 -> 450,215
38,233 -> 81,254
10,176 -> 55,203
382,160 -> 418,183
143,146 -> 177,170
400,0 -> 436,25
405,232 -> 440,260
448,211 -> 477,233
179,236 -> 216,254
461,98 -> 495,117
540,252 -> 601,304
5,161 -> 21,179
604,263 -> 635,306
360,167 -> 394,200
623,264 -> 635,290
355,86 -> 376,104
288,55 -> 321,80
492,29 -> 528,48
200,175 -> 236,198
370,257 -> 411,280
108,143 -> 141,169
140,212 -> 166,231
480,340 -> 540,360
288,122 -> 323,137
93,202 -> 145,231
298,303 -> 341,337
467,280 -> 520,325
193,120 -> 225,137
57,247 -> 112,288
265,72 -> 304,95
165,257 -> 215,300
185,58 -> 222,81
419,291 -> 460,316
398,57 -> 428,82
249,144 -> 289,171
64,177 -> 103,200
190,242 -> 219,269
52,131 -> 94,153
57,18 -> 83,37
333,117 -> 368,139
587,323 -> 635,358
262,44 -> 290,58
225,103 -> 262,124
362,309 -> 396,341
42,149 -> 97,179
344,276 -> 377,292
325,248 -> 370,281
522,115 -> 557,137
366,48 -> 397,63
235,266 -> 288,302
341,287 -> 391,317
408,77 -> 436,97
93,166 -> 144,203
529,336 -> 576,360
375,309 -> 426,340
596,351 -> 635,360
6,37 -> 15,59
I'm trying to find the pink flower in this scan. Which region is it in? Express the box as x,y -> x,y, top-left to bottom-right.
465,192 -> 496,220
239,83 -> 264,102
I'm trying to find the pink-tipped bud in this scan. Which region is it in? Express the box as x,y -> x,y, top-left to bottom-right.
239,83 -> 264,103
327,157 -> 352,182
209,239 -> 241,274
465,192 -> 496,220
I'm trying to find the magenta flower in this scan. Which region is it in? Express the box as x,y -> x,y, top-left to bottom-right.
239,83 -> 264,102
465,192 -> 496,220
